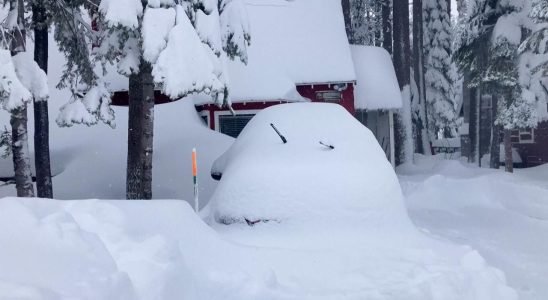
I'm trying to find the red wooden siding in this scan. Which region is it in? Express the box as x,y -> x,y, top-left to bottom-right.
194,83 -> 355,130
296,83 -> 355,115
196,101 -> 290,130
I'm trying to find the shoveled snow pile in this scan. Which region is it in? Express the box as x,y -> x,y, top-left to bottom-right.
1,195 -> 518,300
399,155 -> 548,300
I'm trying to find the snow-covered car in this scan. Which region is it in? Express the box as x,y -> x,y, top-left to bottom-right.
209,102 -> 407,226
206,103 -> 517,300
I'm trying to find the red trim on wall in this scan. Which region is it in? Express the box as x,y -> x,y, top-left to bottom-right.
194,83 -> 356,130
297,83 -> 355,115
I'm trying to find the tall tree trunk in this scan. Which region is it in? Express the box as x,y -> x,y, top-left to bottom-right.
127,73 -> 144,199
141,61 -> 154,200
393,0 -> 413,164
503,129 -> 513,173
341,0 -> 352,43
457,0 -> 465,16
11,107 -> 34,197
32,1 -> 53,198
489,94 -> 500,169
9,0 -> 34,197
381,0 -> 392,54
126,59 -> 154,200
374,2 -> 382,47
413,0 -> 430,155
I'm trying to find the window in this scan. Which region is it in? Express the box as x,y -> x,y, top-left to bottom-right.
481,95 -> 492,109
219,114 -> 255,138
511,128 -> 535,144
316,91 -> 341,102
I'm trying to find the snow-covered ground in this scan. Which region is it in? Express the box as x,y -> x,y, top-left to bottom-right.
1,93 -> 547,299
4,101 -> 543,299
399,155 -> 548,300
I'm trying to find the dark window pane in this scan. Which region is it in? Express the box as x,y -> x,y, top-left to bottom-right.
520,134 -> 533,141
316,91 -> 341,102
219,114 -> 255,138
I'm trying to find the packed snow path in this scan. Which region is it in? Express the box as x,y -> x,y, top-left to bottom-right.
398,156 -> 548,300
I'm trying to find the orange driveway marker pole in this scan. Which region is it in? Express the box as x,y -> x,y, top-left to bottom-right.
192,148 -> 199,212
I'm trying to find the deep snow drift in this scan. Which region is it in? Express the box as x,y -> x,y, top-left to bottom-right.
1,195 -> 518,300
0,98 -> 232,204
399,155 -> 548,300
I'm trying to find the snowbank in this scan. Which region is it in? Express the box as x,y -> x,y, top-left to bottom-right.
0,198 -> 136,299
399,156 -> 548,299
0,196 -> 518,300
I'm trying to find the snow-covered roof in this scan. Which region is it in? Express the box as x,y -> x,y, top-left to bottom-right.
350,45 -> 402,110
106,0 -> 356,104
224,0 -> 356,102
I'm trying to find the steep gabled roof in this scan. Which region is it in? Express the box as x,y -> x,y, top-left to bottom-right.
224,0 -> 356,102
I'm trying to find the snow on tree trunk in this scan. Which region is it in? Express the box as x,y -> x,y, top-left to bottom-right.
10,106 -> 34,197
8,0 -> 34,197
399,86 -> 414,164
32,1 -> 53,198
393,0 -> 413,164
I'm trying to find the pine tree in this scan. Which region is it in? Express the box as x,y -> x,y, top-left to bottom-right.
423,0 -> 456,138
519,0 -> 548,101
348,0 -> 383,46
454,0 -> 537,173
0,0 -> 49,197
92,0 -> 250,199
53,0 -> 111,127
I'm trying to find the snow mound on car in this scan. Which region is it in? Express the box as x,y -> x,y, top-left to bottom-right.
209,103 -> 410,229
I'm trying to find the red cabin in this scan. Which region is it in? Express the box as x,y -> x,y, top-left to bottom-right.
193,0 -> 357,137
